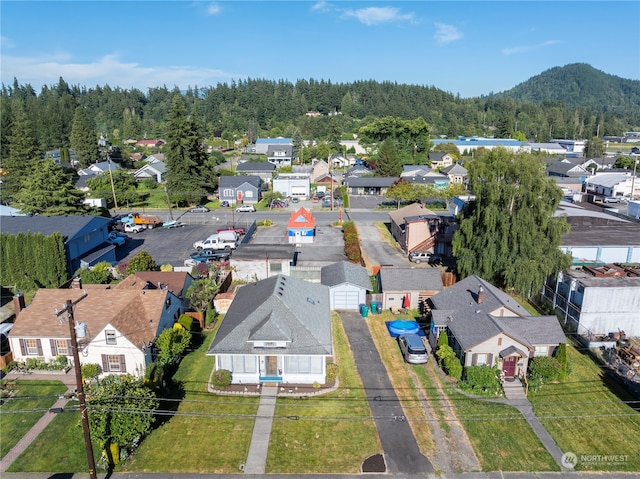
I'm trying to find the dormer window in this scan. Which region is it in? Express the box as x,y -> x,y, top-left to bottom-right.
105,330 -> 117,345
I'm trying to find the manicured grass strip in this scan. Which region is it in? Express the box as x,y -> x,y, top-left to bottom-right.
122,330 -> 259,473
267,313 -> 380,473
446,388 -> 558,472
7,408 -> 102,472
528,343 -> 640,472
0,379 -> 68,458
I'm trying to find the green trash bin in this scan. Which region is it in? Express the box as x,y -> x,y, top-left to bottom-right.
359,303 -> 369,318
370,302 -> 378,314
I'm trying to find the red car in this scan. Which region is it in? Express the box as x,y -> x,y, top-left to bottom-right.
217,225 -> 245,235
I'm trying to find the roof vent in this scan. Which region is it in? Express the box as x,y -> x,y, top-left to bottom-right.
307,297 -> 315,305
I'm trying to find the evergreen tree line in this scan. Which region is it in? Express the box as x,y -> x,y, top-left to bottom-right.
2,75 -> 639,165
0,232 -> 67,290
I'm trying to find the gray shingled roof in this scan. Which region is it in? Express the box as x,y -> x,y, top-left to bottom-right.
218,175 -> 261,188
344,177 -> 398,187
1,215 -> 111,242
321,261 -> 372,290
430,274 -> 566,350
236,161 -> 276,172
208,275 -> 332,356
378,268 -> 443,292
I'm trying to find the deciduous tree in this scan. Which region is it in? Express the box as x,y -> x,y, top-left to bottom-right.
452,148 -> 572,297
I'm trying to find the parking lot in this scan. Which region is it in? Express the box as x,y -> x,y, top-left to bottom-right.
116,210 -> 349,269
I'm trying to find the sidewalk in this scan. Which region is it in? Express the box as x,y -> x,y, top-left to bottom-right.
242,384 -> 278,474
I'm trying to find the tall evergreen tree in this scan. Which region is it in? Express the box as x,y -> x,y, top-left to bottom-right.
584,136 -> 605,158
452,148 -> 572,297
164,95 -> 208,206
2,106 -> 41,202
70,106 -> 98,167
375,137 -> 401,177
14,158 -> 88,215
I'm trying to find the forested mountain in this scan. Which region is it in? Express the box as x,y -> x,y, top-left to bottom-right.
493,63 -> 640,118
1,64 -> 639,164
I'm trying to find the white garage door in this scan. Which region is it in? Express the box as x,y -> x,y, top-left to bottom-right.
333,291 -> 359,310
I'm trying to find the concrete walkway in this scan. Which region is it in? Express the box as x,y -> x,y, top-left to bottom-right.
242,384 -> 278,474
499,378 -> 571,471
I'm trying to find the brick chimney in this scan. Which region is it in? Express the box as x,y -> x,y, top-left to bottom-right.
72,277 -> 83,289
477,285 -> 485,304
13,292 -> 26,315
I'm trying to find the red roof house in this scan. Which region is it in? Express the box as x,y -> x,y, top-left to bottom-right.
287,207 -> 316,244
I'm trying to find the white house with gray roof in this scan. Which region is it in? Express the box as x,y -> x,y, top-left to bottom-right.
321,261 -> 371,310
207,275 -> 332,385
428,275 -> 566,378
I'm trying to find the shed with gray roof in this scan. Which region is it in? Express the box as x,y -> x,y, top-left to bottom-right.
376,267 -> 443,311
321,260 -> 372,310
207,274 -> 332,384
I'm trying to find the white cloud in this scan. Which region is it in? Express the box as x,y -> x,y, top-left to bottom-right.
1,36 -> 15,49
0,53 -> 243,91
343,7 -> 414,26
434,23 -> 462,45
206,2 -> 221,16
311,1 -> 330,12
502,40 -> 560,56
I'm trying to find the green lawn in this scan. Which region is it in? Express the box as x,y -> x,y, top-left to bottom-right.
267,314 -> 380,473
121,330 -> 258,473
528,342 -> 640,472
1,379 -> 68,459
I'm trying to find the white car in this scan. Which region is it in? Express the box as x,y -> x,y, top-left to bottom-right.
236,204 -> 256,212
124,223 -> 145,233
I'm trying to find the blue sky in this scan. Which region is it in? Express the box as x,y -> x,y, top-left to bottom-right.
1,1 -> 638,98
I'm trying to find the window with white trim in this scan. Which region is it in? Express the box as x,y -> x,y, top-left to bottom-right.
25,339 -> 39,355
231,355 -> 257,373
55,340 -> 69,355
475,353 -> 488,366
105,330 -> 117,345
284,356 -> 322,374
534,346 -> 550,357
107,355 -> 122,371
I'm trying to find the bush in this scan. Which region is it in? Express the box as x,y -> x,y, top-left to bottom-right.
528,356 -> 561,383
125,251 -> 156,275
326,363 -> 339,383
177,314 -> 194,331
555,343 -> 568,381
50,355 -> 69,370
464,365 -> 501,393
82,363 -> 102,380
160,264 -> 173,272
444,356 -> 463,380
211,369 -> 232,388
205,308 -> 217,327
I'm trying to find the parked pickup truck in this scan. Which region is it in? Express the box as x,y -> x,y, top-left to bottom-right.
193,232 -> 237,251
121,213 -> 163,229
217,225 -> 245,235
124,223 -> 145,233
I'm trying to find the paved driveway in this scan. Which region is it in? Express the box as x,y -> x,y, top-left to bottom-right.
339,311 -> 434,475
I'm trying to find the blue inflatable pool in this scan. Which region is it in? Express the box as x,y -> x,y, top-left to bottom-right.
387,320 -> 420,337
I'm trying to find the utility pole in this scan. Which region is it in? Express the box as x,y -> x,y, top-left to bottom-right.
56,294 -> 97,479
107,154 -> 118,210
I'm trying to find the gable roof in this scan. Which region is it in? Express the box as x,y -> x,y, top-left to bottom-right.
388,203 -> 436,225
236,161 -> 276,172
287,207 -> 315,229
117,271 -> 192,298
218,175 -> 261,189
1,216 -> 111,242
267,144 -> 293,155
343,177 -> 398,187
441,163 -> 468,175
430,275 -> 566,350
208,274 -> 331,356
10,284 -> 169,350
321,261 -> 371,290
378,267 -> 443,292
